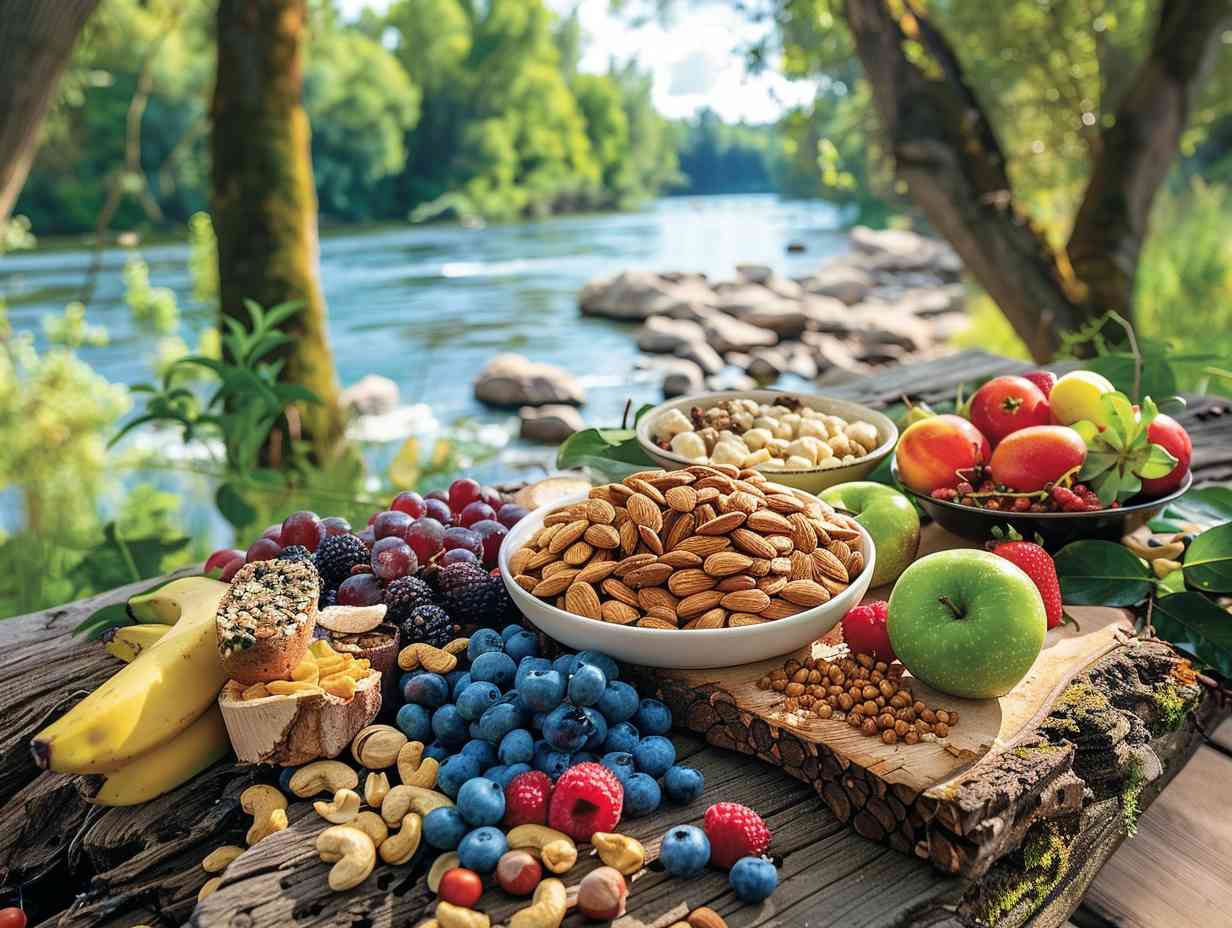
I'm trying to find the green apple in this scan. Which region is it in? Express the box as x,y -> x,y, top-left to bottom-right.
1049,370 -> 1115,426
819,482 -> 920,587
886,549 -> 1046,699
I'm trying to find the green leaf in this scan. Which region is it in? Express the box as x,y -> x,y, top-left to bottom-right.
261,299 -> 306,330
216,481 -> 258,529
1077,451 -> 1118,481
1152,592 -> 1232,677
1183,522 -> 1232,593
1134,442 -> 1179,480
632,403 -> 657,425
1054,540 -> 1154,605
556,427 -> 655,482
1152,486 -> 1232,532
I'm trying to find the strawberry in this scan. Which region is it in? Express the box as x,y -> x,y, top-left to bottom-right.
547,762 -> 623,841
988,528 -> 1063,629
703,802 -> 772,869
1022,370 -> 1057,399
504,770 -> 553,828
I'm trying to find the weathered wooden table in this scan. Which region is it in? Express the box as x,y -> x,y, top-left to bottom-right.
0,351 -> 1228,928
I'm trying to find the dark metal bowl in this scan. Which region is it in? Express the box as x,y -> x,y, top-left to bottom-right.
890,461 -> 1192,550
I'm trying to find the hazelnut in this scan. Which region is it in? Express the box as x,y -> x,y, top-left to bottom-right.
934,722 -> 950,738
772,680 -> 786,692
862,685 -> 879,701
913,701 -> 926,714
921,709 -> 937,723
861,719 -> 878,737
816,703 -> 833,719
496,850 -> 542,896
577,866 -> 628,920
878,713 -> 895,730
904,730 -> 920,745
947,710 -> 960,725
827,665 -> 844,684
785,683 -> 804,697
882,729 -> 897,745
808,669 -> 823,684
792,668 -> 809,684
936,710 -> 951,725
857,654 -> 874,669
837,693 -> 853,711
874,661 -> 888,674
848,713 -> 863,729
862,700 -> 878,716
894,720 -> 909,736
879,680 -> 896,699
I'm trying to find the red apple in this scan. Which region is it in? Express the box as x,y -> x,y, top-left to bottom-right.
895,414 -> 991,493
1139,413 -> 1191,497
989,425 -> 1087,492
969,375 -> 1051,445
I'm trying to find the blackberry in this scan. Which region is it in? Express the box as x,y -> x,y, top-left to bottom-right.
319,587 -> 338,609
276,545 -> 315,565
384,575 -> 438,624
437,561 -> 506,628
402,604 -> 458,648
314,533 -> 370,585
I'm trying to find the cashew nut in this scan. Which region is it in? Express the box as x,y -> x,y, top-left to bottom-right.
240,785 -> 288,845
352,810 -> 389,847
436,902 -> 490,928
380,811 -> 423,865
591,832 -> 645,875
201,845 -> 245,874
396,741 -> 440,789
381,784 -> 452,825
427,852 -> 460,893
364,771 -> 390,808
352,724 -> 407,769
509,878 -> 568,928
315,787 -> 362,824
288,760 -> 358,798
505,825 -> 577,875
398,642 -> 457,674
442,637 -> 469,656
315,825 -> 377,891
198,876 -> 222,902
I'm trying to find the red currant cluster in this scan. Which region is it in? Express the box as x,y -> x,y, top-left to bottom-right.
929,468 -> 1118,513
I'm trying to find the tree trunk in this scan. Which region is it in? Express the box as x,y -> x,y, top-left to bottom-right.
0,0 -> 102,229
210,0 -> 347,463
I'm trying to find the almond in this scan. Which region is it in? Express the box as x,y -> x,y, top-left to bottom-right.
693,474 -> 734,492
788,512 -> 818,553
575,560 -> 620,584
668,569 -> 717,596
664,511 -> 696,550
601,600 -> 640,624
649,471 -> 695,490
542,561 -> 579,580
644,605 -> 678,624
733,479 -> 766,499
719,589 -> 771,613
846,550 -> 865,577
549,519 -> 590,554
747,558 -> 771,577
767,535 -> 795,556
789,551 -> 813,581
513,574 -> 537,592
532,573 -> 577,598
746,509 -> 793,534
695,608 -> 727,629
601,577 -> 640,607
623,563 -> 673,589
694,502 -> 717,524
757,575 -> 788,596
822,518 -> 863,542
564,581 -> 603,618
563,541 -> 594,565
588,485 -> 614,501
730,528 -> 777,559
665,485 -> 698,513
619,519 -> 639,555
782,579 -> 830,607
658,549 -> 702,570
765,493 -> 807,514
812,520 -> 833,546
695,486 -> 722,505
812,548 -> 850,583
674,534 -> 731,557
637,616 -> 676,629
542,510 -> 576,527
703,551 -> 754,577
727,491 -> 761,514
676,589 -> 725,618
769,557 -> 792,575
586,498 -> 617,525
584,523 -> 621,550
608,482 -> 635,504
728,612 -> 766,627
818,575 -> 851,596
696,511 -> 747,536
638,586 -> 679,611
762,598 -> 805,620
626,468 -> 668,483
686,464 -> 723,477
638,524 -> 664,555
688,907 -> 728,928
715,574 -> 756,592
508,546 -> 533,575
626,493 -> 663,532
625,477 -> 667,506
614,553 -> 658,576
533,523 -> 562,548
828,539 -> 853,564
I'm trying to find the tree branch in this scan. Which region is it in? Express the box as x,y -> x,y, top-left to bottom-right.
1066,0 -> 1232,318
842,0 -> 1087,362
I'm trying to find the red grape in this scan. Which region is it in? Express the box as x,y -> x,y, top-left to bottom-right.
479,486 -> 504,510
391,491 -> 427,519
357,527 -> 376,548
459,501 -> 497,528
373,510 -> 413,540
496,504 -> 529,529
371,536 -> 417,580
246,538 -> 282,563
448,478 -> 482,513
441,547 -> 479,566
405,517 -> 446,562
442,526 -> 483,559
470,519 -> 508,568
321,516 -> 352,536
338,573 -> 384,606
262,524 -> 283,542
426,489 -> 449,503
219,557 -> 246,582
205,548 -> 245,574
424,498 -> 452,524
0,907 -> 28,928
281,511 -> 324,551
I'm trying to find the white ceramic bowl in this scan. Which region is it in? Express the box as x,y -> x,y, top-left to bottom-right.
498,493 -> 877,669
634,390 -> 898,494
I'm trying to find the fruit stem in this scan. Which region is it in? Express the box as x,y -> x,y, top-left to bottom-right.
938,596 -> 966,620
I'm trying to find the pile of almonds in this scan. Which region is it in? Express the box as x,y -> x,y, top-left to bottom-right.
509,464 -> 866,630
757,652 -> 958,744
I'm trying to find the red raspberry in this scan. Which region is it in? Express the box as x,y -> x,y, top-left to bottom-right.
704,802 -> 771,869
504,770 -> 553,828
547,762 -> 623,841
840,600 -> 894,663
1022,370 -> 1057,398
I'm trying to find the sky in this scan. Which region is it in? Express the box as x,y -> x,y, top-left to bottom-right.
336,0 -> 816,123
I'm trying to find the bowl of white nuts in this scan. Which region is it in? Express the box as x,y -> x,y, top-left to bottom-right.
636,390 -> 898,493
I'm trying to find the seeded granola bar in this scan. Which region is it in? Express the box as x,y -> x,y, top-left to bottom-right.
216,560 -> 320,684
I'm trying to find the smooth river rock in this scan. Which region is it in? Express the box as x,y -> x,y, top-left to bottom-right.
519,405 -> 585,443
799,264 -> 874,305
473,353 -> 585,407
634,316 -> 707,354
340,374 -> 399,417
579,270 -> 715,320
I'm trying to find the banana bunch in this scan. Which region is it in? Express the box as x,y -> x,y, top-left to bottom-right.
32,577 -> 234,801
103,624 -> 172,662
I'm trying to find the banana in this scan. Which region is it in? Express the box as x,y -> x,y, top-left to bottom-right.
91,706 -> 230,806
127,576 -> 228,625
32,581 -> 229,774
104,624 -> 172,663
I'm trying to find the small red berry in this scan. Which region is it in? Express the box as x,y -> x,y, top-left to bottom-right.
704,802 -> 772,869
547,763 -> 624,841
437,867 -> 483,907
840,600 -> 894,662
505,770 -> 553,828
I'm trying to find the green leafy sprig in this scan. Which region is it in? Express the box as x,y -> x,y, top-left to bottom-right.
1073,393 -> 1178,504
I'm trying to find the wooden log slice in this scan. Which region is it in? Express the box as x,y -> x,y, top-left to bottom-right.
316,623 -> 401,721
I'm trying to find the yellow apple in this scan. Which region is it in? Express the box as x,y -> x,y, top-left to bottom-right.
1049,371 -> 1115,426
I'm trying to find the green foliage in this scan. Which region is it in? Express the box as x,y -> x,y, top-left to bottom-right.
124,255 -> 180,334
1074,394 -> 1177,504
1182,522 -> 1232,593
672,110 -> 776,196
44,302 -> 109,348
1121,758 -> 1145,837
1053,540 -> 1154,605
554,403 -> 656,481
1152,592 -> 1232,678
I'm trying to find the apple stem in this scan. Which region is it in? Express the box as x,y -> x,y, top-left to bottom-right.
938,595 -> 966,619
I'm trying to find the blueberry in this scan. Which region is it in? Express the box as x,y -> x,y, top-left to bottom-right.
532,739 -> 552,770
477,702 -> 523,744
499,728 -> 535,765
396,703 -> 432,742
399,669 -> 426,690
488,762 -> 530,789
403,672 -> 450,708
582,707 -> 608,752
636,698 -> 672,735
424,741 -> 452,763
663,765 -> 705,804
622,772 -> 662,817
515,656 -> 552,688
542,705 -> 594,752
603,721 -> 640,754
467,629 -> 505,663
450,672 -> 473,701
470,651 -> 517,690
633,735 -> 676,777
567,663 -> 607,707
461,739 -> 499,770
501,623 -> 525,642
277,766 -> 298,794
431,704 -> 470,748
531,711 -> 547,730
504,630 -> 538,663
422,806 -> 469,850
437,754 -> 481,798
575,649 -> 619,681
456,681 -> 502,721
456,777 -> 506,826
602,751 -> 636,784
597,681 -> 639,723
469,721 -> 485,742
659,824 -> 710,877
553,653 -> 579,676
573,751 -> 598,765
457,826 -> 508,874
485,763 -> 508,785
444,667 -> 468,689
534,749 -> 572,779
729,856 -> 778,903
520,670 -> 566,713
